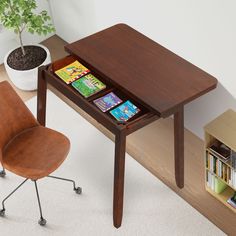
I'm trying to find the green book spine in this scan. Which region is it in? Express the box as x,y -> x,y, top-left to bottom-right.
214,177 -> 227,194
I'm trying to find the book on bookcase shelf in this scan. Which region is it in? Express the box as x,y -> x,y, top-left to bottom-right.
227,192 -> 236,209
93,92 -> 122,112
72,74 -> 106,98
109,100 -> 140,122
55,60 -> 90,84
209,142 -> 231,161
206,150 -> 236,189
227,198 -> 236,209
230,150 -> 236,169
206,171 -> 227,194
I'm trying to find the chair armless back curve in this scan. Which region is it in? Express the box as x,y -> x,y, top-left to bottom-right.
0,81 -> 39,163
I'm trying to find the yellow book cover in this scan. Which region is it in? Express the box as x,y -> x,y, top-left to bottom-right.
55,60 -> 90,84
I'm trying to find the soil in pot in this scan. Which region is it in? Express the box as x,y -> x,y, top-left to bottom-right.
7,45 -> 47,71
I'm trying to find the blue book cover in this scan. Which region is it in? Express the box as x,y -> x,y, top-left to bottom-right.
109,100 -> 140,122
93,92 -> 122,112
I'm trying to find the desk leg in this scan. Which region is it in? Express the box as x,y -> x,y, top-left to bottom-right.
37,66 -> 47,126
174,107 -> 184,189
113,131 -> 126,228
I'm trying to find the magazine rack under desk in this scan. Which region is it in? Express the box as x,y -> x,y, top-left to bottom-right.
39,56 -> 160,135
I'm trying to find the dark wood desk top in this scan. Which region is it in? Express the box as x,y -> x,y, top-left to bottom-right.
65,24 -> 217,117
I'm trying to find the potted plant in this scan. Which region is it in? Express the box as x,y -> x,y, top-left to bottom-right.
0,0 -> 55,91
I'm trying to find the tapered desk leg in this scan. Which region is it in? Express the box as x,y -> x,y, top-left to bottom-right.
174,107 -> 184,189
37,66 -> 47,126
113,131 -> 126,228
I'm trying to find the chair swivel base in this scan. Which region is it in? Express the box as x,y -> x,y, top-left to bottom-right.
0,208 -> 47,226
0,176 -> 82,226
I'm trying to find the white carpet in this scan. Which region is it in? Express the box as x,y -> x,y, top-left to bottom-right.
0,91 -> 225,236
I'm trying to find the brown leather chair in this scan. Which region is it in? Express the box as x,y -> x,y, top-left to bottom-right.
0,81 -> 81,226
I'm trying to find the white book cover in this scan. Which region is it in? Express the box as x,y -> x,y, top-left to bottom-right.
229,169 -> 233,186
207,171 -> 211,188
211,174 -> 215,191
219,161 -> 222,178
210,155 -> 214,172
233,171 -> 236,189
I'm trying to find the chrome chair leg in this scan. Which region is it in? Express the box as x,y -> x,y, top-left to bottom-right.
0,178 -> 28,216
47,175 -> 82,194
0,177 -> 81,225
33,180 -> 47,226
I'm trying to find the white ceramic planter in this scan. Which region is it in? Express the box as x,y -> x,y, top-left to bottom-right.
4,44 -> 51,91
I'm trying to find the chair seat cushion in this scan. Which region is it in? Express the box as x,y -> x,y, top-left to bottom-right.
2,126 -> 70,180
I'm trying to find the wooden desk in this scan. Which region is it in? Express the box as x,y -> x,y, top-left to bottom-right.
37,24 -> 217,228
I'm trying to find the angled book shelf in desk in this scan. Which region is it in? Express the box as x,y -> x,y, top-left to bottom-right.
45,55 -> 159,135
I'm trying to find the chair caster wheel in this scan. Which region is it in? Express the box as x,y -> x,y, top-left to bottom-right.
0,209 -> 5,217
38,218 -> 47,226
0,170 -> 6,178
74,187 -> 82,194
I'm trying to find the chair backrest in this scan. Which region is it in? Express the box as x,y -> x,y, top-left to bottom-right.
0,81 -> 39,158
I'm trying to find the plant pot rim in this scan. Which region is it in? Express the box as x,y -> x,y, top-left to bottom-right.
4,44 -> 50,72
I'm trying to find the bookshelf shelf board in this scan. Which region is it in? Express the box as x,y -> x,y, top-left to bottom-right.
206,186 -> 236,213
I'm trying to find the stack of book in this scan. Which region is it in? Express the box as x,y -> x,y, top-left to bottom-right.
55,60 -> 106,97
55,60 -> 140,122
93,92 -> 140,121
209,143 -> 231,161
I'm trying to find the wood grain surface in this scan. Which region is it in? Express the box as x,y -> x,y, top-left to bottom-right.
66,24 -> 217,117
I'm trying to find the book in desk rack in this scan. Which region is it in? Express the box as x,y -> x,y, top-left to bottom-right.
110,100 -> 140,122
93,92 -> 122,112
72,74 -> 106,98
55,60 -> 90,84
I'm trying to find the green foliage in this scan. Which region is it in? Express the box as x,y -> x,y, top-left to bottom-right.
0,0 -> 55,55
